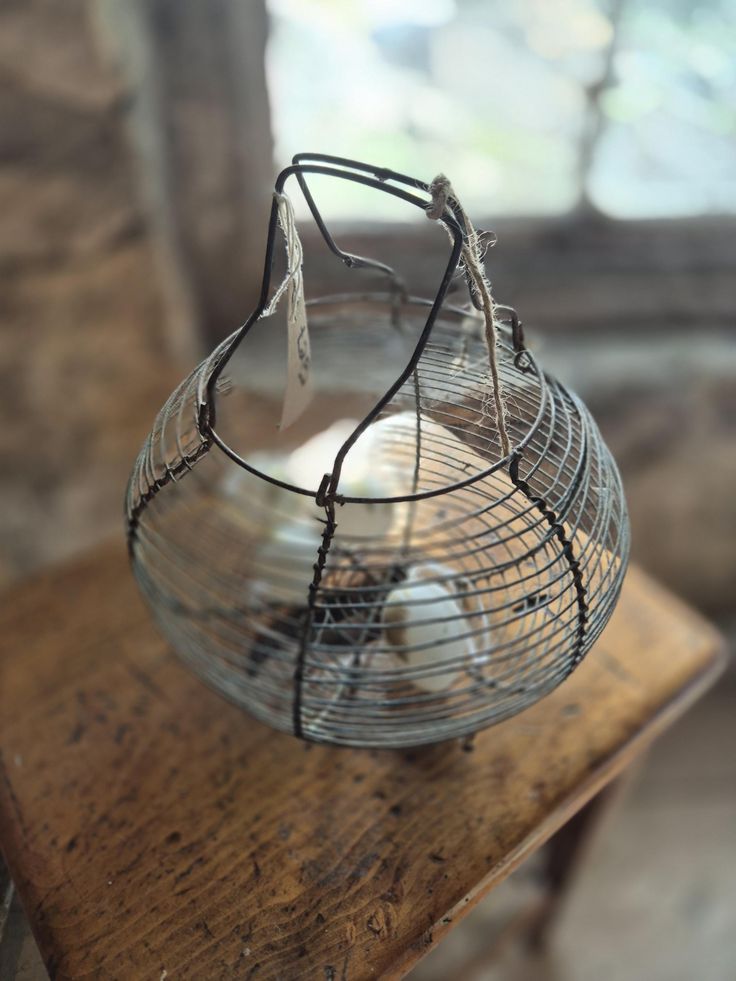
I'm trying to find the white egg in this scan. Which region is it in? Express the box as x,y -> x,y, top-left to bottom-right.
286,418 -> 396,538
286,419 -> 361,490
382,578 -> 470,692
369,411 -> 477,500
222,411 -> 469,542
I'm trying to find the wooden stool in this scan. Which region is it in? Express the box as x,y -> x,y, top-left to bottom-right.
0,543 -> 726,979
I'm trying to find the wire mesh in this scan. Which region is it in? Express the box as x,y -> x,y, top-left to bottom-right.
126,157 -> 629,748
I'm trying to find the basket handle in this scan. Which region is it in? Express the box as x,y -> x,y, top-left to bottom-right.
202,156 -> 466,504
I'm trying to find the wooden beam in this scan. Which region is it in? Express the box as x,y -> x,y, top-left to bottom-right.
94,0 -> 275,357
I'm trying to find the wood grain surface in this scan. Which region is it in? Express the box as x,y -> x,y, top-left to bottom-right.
0,543 -> 726,980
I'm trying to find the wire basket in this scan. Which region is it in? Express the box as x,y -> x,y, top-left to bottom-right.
126,154 -> 629,748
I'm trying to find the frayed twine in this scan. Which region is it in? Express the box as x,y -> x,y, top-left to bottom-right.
425,174 -> 511,458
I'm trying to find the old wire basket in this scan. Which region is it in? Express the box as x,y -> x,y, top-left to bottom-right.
126,154 -> 629,748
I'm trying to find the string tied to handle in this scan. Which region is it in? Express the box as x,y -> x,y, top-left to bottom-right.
425,174 -> 511,458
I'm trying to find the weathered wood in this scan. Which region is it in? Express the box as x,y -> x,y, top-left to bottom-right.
0,544 -> 726,980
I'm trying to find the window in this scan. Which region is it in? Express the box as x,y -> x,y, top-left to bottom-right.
266,0 -> 736,220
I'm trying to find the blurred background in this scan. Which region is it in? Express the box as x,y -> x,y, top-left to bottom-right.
0,0 -> 733,978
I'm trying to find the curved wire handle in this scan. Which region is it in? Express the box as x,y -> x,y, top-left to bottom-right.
200,154 -> 530,507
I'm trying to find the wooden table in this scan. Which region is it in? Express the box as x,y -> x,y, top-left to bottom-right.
0,543 -> 726,980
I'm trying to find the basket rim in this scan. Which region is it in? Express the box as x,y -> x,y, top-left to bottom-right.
207,292 -> 551,506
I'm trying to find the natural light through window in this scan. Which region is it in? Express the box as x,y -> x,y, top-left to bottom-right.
266,0 -> 736,220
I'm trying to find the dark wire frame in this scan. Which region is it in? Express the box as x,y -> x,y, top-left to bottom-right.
201,153 -> 526,507
126,153 -> 630,747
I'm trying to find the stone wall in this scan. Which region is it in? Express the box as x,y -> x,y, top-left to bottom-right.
0,0 -> 178,585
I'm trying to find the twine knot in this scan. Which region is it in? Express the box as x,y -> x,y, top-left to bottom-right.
425,173 -> 452,220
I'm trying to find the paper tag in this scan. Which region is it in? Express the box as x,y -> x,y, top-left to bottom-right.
269,192 -> 313,430
281,265 -> 312,429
